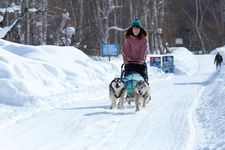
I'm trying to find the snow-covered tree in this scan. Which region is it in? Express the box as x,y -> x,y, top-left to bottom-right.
0,2 -> 25,40
56,12 -> 71,46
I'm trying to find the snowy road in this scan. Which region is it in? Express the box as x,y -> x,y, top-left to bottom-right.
0,55 -> 215,150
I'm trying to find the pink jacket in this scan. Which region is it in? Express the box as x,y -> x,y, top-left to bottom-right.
122,35 -> 148,64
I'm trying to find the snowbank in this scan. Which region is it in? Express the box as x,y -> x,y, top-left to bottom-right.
0,41 -> 201,107
172,47 -> 198,76
0,39 -> 118,107
194,46 -> 225,149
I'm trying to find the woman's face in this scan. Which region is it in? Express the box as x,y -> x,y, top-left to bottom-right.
132,26 -> 140,36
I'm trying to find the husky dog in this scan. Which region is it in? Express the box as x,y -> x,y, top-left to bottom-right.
109,77 -> 127,109
134,80 -> 151,111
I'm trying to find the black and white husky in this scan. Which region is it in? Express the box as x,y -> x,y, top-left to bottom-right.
109,77 -> 127,109
134,80 -> 151,111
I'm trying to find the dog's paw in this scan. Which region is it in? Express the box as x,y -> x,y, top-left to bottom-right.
146,96 -> 151,104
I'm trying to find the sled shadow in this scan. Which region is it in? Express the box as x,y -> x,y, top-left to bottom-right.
60,105 -> 136,116
84,111 -> 136,116
60,105 -> 108,110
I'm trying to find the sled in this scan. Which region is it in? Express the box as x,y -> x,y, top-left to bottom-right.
120,63 -> 145,97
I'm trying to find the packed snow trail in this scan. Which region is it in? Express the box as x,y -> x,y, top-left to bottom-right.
0,55 -> 215,150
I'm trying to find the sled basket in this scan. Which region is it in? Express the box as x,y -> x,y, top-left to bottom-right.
123,73 -> 144,97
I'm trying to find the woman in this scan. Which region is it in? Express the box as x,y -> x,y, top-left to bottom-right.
122,18 -> 149,82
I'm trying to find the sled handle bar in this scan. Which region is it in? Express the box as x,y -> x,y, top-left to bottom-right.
121,63 -> 125,79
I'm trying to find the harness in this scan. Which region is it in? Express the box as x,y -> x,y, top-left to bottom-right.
109,84 -> 126,99
139,91 -> 148,99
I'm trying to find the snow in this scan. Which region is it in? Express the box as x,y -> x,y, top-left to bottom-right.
0,8 -> 6,13
0,38 -> 225,150
0,19 -> 18,39
0,15 -> 3,23
28,8 -> 38,13
62,27 -> 75,37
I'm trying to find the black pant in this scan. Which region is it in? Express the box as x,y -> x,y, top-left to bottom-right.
124,63 -> 148,80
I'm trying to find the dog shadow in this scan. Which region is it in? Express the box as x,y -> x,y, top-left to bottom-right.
60,105 -> 107,110
60,105 -> 136,116
84,104 -> 136,116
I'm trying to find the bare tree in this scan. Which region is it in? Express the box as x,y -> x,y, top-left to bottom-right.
97,0 -> 123,43
0,0 -> 223,54
41,0 -> 48,45
182,0 -> 209,54
151,0 -> 165,54
220,0 -> 225,44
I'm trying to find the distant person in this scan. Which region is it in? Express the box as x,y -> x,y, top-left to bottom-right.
122,18 -> 149,83
214,52 -> 223,69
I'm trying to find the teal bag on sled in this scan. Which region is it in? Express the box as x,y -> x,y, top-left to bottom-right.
123,73 -> 144,97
